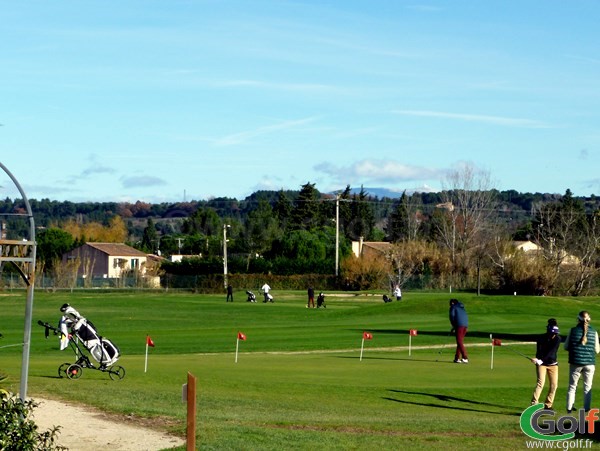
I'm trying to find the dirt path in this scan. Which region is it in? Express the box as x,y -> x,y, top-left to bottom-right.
32,397 -> 185,451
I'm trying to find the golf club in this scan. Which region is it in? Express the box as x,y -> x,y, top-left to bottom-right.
436,330 -> 453,361
503,345 -> 532,361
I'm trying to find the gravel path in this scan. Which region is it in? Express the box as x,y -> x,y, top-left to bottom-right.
32,397 -> 185,451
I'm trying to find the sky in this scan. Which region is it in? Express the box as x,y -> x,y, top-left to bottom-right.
1,1 -> 600,203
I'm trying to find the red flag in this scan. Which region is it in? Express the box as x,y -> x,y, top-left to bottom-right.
409,329 -> 418,336
146,335 -> 155,347
237,331 -> 246,341
493,338 -> 502,346
363,332 -> 373,340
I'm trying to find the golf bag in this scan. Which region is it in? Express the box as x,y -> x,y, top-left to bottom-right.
246,290 -> 257,302
316,292 -> 326,308
264,293 -> 274,303
382,294 -> 392,303
59,304 -> 120,368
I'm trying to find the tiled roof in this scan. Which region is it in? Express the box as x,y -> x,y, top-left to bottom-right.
362,242 -> 393,253
85,242 -> 148,257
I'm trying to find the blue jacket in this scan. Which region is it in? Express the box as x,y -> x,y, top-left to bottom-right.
449,302 -> 468,328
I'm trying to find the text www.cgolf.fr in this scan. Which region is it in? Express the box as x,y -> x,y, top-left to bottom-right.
525,438 -> 592,449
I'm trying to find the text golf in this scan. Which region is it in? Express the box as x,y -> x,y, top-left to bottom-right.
520,404 -> 600,441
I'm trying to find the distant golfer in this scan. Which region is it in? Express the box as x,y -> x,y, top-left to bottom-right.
449,299 -> 469,364
530,319 -> 561,409
564,311 -> 600,412
393,285 -> 402,301
261,282 -> 271,303
307,286 -> 315,308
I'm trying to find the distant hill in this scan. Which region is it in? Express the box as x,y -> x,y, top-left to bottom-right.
331,186 -> 437,199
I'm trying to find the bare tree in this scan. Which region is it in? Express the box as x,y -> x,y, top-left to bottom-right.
51,257 -> 80,292
388,239 -> 451,289
534,193 -> 600,295
435,164 -> 497,290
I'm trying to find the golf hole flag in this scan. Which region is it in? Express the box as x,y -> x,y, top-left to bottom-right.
409,329 -> 418,356
490,334 -> 497,370
360,331 -> 373,361
144,335 -> 155,373
235,331 -> 246,363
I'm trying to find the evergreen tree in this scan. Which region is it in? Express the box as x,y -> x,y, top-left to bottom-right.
290,182 -> 320,231
273,189 -> 293,229
348,186 -> 375,240
386,191 -> 409,242
140,218 -> 158,253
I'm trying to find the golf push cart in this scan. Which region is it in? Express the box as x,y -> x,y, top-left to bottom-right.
38,304 -> 125,381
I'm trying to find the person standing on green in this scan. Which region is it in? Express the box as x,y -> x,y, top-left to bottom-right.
449,299 -> 469,364
564,311 -> 600,412
530,319 -> 560,409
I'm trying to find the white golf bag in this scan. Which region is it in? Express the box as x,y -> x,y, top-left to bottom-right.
59,305 -> 120,367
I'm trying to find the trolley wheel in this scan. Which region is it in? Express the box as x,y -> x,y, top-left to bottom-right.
108,365 -> 126,381
58,362 -> 70,378
66,364 -> 83,380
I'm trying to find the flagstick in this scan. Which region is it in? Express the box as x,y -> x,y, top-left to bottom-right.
490,334 -> 494,370
235,337 -> 240,363
144,342 -> 149,373
409,335 -> 412,356
360,338 -> 365,361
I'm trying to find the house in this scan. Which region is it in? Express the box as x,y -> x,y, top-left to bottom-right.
513,240 -> 542,253
62,242 -> 149,279
351,238 -> 392,259
510,240 -> 579,265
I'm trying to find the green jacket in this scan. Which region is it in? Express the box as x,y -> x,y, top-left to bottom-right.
566,325 -> 597,365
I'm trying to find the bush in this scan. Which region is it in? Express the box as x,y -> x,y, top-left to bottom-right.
0,390 -> 65,450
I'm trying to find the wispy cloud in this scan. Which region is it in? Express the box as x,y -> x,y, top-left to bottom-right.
120,175 -> 167,188
392,110 -> 550,129
214,117 -> 318,147
315,159 -> 442,185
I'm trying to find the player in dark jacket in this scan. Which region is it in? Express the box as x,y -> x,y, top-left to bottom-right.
530,319 -> 561,409
449,299 -> 469,363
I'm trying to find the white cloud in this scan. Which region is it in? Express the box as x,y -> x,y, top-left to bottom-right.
315,159 -> 442,185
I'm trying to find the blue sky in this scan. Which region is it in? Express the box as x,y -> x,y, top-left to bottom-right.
1,1 -> 600,203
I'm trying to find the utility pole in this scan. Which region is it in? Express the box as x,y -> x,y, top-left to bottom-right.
223,224 -> 230,289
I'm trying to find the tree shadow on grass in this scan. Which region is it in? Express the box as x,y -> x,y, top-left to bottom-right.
333,355 -> 457,363
384,389 -> 522,416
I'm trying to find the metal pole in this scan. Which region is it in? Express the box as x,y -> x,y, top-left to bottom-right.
0,162 -> 36,401
223,224 -> 229,289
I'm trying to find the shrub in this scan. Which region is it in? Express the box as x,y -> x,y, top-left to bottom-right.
0,390 -> 65,450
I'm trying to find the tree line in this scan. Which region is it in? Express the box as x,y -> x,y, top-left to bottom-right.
2,165 -> 600,295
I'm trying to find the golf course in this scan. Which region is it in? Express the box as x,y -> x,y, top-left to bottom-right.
1,290 -> 599,450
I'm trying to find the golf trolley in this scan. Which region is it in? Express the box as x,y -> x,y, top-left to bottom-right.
246,290 -> 257,302
38,304 -> 125,381
316,292 -> 326,308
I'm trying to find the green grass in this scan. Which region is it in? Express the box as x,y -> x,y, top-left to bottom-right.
1,290 -> 599,450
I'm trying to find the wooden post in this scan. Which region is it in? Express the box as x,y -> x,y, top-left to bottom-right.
187,372 -> 197,450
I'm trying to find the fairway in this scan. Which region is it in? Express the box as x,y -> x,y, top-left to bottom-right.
1,290 -> 599,450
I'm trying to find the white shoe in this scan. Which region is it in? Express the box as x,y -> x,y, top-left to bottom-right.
461,359 -> 469,363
